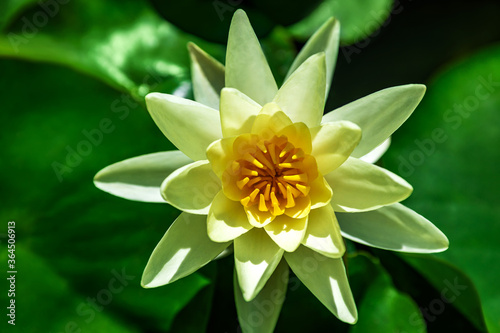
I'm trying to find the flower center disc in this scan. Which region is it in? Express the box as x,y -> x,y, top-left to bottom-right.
233,135 -> 311,216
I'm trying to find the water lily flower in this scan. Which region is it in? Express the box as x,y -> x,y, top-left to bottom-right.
94,9 -> 449,332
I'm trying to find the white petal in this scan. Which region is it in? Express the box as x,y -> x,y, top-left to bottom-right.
235,228 -> 284,301
94,151 -> 192,203
188,42 -> 225,110
234,259 -> 289,333
208,191 -> 254,242
286,18 -> 340,98
146,92 -> 222,160
325,157 -> 413,212
322,84 -> 426,157
273,53 -> 326,127
264,214 -> 308,252
285,246 -> 357,324
226,10 -> 277,105
161,160 -> 221,214
141,213 -> 230,288
359,137 -> 391,164
220,88 -> 261,137
302,205 -> 345,258
310,121 -> 362,174
337,203 -> 449,253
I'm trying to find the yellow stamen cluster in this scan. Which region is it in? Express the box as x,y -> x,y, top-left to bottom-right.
232,135 -> 311,216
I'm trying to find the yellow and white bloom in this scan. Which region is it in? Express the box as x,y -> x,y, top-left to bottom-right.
94,10 -> 448,332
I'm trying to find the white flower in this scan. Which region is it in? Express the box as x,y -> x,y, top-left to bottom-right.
94,10 -> 448,332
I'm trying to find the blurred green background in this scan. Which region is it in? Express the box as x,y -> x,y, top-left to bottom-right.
1,0 -> 499,332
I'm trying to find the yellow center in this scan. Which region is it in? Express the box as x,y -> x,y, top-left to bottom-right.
230,135 -> 311,216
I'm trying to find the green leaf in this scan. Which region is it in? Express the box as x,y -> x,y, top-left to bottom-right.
0,59 -> 213,331
0,0 -> 38,30
401,254 -> 487,331
289,0 -> 393,44
0,245 -> 140,333
349,254 -> 426,333
0,0 -> 225,99
384,44 -> 500,333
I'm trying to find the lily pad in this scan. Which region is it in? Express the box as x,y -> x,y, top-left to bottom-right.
289,0 -> 393,44
0,59 -> 213,332
384,44 -> 500,333
349,254 -> 426,333
0,0 -> 225,100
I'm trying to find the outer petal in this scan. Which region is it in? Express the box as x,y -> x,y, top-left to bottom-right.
141,212 -> 230,288
226,10 -> 278,105
235,228 -> 284,301
188,42 -> 225,110
286,18 -> 340,98
273,53 -> 326,127
360,137 -> 391,164
146,92 -> 222,160
94,151 -> 192,203
322,84 -> 426,157
302,205 -> 345,258
264,214 -> 308,252
285,246 -> 357,324
310,121 -> 362,175
337,203 -> 449,253
208,191 -> 254,242
325,157 -> 413,212
161,160 -> 221,214
220,88 -> 261,137
234,259 -> 289,333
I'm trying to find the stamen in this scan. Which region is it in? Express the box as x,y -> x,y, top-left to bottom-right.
259,194 -> 268,211
255,150 -> 275,173
296,184 -> 310,196
249,188 -> 260,202
278,162 -> 303,169
286,186 -> 295,208
268,143 -> 278,164
264,183 -> 271,201
247,176 -> 262,187
276,183 -> 285,197
237,177 -> 250,189
243,153 -> 264,168
256,141 -> 268,153
287,184 -> 302,198
283,173 -> 308,182
240,196 -> 251,207
279,142 -> 295,158
242,167 -> 259,176
232,134 -> 316,218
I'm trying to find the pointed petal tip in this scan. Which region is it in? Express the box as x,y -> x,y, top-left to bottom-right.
428,233 -> 450,253
242,289 -> 258,302
345,312 -> 358,325
144,92 -> 163,104
140,273 -> 163,289
220,86 -> 241,96
93,168 -> 104,182
408,83 -> 427,96
186,41 -> 197,52
233,8 -> 247,18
